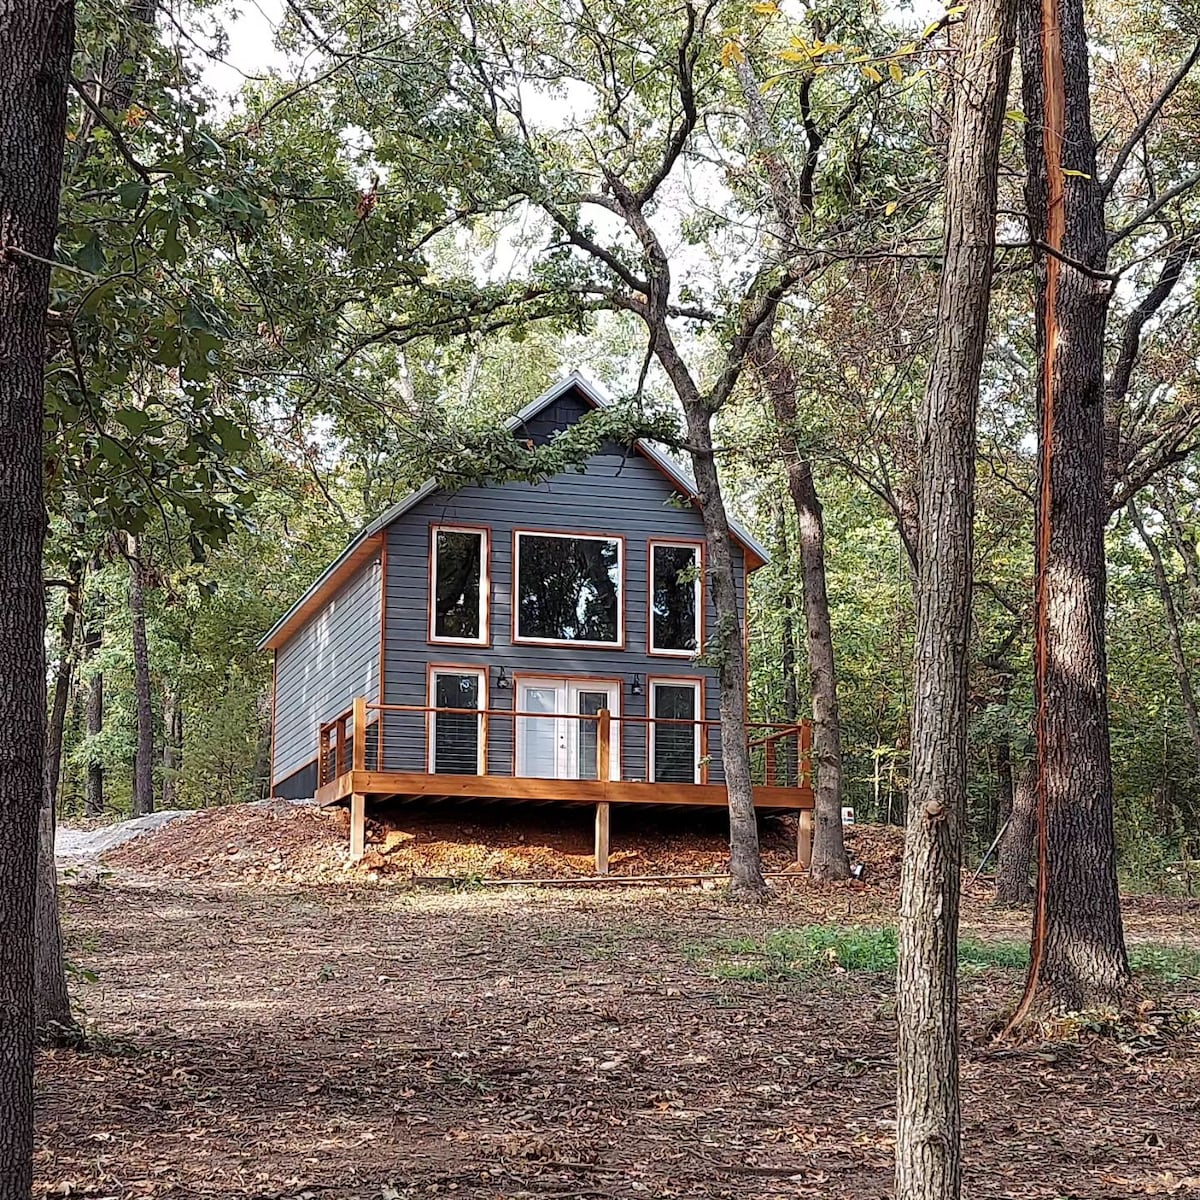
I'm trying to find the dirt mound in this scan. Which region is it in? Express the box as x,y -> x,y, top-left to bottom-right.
102,797 -> 906,886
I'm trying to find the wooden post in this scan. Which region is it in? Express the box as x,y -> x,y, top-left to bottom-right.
319,725 -> 330,785
765,738 -> 777,788
797,807 -> 813,869
594,802 -> 610,875
335,718 -> 346,779
352,696 -> 367,772
597,708 -> 611,782
350,792 -> 366,862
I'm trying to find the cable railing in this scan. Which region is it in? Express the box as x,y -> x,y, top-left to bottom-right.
318,698 -> 811,791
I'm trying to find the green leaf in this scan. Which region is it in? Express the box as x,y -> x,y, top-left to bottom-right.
75,234 -> 106,276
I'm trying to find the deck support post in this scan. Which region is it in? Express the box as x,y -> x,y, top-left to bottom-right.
796,808 -> 813,870
350,792 -> 366,862
594,802 -> 610,875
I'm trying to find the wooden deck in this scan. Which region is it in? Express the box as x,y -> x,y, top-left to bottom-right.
317,698 -> 815,872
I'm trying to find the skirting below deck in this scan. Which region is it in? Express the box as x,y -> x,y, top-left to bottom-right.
315,769 -> 813,811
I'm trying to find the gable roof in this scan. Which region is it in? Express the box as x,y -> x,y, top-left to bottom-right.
257,370 -> 769,651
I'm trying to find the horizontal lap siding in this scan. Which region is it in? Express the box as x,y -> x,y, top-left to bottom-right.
272,559 -> 382,788
382,391 -> 745,783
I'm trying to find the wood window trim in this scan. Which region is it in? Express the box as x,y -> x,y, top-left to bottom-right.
425,663 -> 489,775
510,672 -> 625,780
427,523 -> 491,648
647,675 -> 706,785
510,527 -> 627,650
647,537 -> 705,659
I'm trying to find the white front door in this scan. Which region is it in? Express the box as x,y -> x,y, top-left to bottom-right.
516,678 -> 620,780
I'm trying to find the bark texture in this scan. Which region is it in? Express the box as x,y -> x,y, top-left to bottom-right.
895,5 -> 1014,1198
127,535 -> 155,816
995,763 -> 1037,906
753,338 -> 850,880
37,558 -> 83,1034
0,0 -> 74,1190
161,687 -> 180,809
1018,0 -> 1130,1011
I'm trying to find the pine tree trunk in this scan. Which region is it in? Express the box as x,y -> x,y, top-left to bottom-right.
0,0 -> 74,1190
680,403 -> 766,899
84,579 -> 105,817
895,4 -> 1014,1197
996,763 -> 1037,906
1128,499 -> 1200,773
127,535 -> 155,816
37,558 -> 83,1035
1018,0 -> 1130,1010
161,686 -> 180,809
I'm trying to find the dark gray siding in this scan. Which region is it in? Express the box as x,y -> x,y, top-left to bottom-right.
272,558 -> 382,789
379,388 -> 746,782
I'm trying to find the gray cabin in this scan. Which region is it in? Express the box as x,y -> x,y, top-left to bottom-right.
259,373 -> 813,865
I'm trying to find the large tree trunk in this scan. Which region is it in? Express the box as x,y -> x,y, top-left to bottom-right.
1128,498 -> 1200,772
996,763 -> 1037,906
680,402 -> 766,898
0,0 -> 74,1191
84,576 -> 105,817
755,348 -> 851,880
774,508 -> 801,786
1017,0 -> 1130,1012
37,558 -> 83,1036
127,535 -> 155,816
895,4 -> 1014,1198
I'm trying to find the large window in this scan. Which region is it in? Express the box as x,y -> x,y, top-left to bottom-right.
649,679 -> 702,783
650,541 -> 702,656
514,531 -> 623,647
430,526 -> 487,644
428,668 -> 485,774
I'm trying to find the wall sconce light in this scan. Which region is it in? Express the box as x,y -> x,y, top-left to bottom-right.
496,665 -> 511,689
629,673 -> 643,696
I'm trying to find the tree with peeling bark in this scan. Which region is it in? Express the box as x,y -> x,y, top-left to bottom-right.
895,0 -> 1015,1196
0,0 -> 76,1191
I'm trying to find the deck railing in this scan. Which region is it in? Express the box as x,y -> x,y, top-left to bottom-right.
318,698 -> 811,791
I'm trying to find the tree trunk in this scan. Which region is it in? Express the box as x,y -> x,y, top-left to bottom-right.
1129,498 -> 1200,772
895,4 -> 1014,1198
161,686 -> 180,809
753,340 -> 851,880
680,402 -> 766,899
84,578 -> 105,817
1017,0 -> 1130,1011
996,762 -> 1037,906
0,0 -> 74,1190
37,557 -> 83,1036
775,509 -> 800,786
127,535 -> 155,816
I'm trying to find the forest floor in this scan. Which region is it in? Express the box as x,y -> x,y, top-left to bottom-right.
36,803 -> 1200,1200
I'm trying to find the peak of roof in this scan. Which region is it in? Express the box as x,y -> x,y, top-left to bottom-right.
257,370 -> 769,651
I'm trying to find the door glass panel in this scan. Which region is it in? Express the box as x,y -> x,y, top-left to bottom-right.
574,689 -> 608,781
519,685 -> 560,778
653,684 -> 698,783
433,672 -> 481,774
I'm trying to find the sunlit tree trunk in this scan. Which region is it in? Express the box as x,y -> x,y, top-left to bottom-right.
127,534 -> 155,816
896,3 -> 1014,1197
84,578 -> 105,816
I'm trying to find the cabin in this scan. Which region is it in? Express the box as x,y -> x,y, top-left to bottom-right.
258,373 -> 814,873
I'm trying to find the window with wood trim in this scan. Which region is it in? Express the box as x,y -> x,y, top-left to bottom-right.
428,668 -> 485,774
649,541 -> 701,655
649,679 -> 701,784
430,526 -> 487,644
514,531 -> 623,647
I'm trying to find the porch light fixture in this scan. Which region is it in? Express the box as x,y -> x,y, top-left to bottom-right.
496,665 -> 511,689
629,673 -> 643,696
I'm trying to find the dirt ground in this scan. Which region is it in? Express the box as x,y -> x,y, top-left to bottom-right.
36,805 -> 1200,1199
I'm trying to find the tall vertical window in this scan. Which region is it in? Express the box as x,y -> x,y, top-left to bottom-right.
430,526 -> 487,644
649,679 -> 702,783
649,541 -> 701,656
514,531 -> 623,647
428,668 -> 485,774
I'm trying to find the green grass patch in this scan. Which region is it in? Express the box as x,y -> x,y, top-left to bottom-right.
701,926 -> 1200,985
